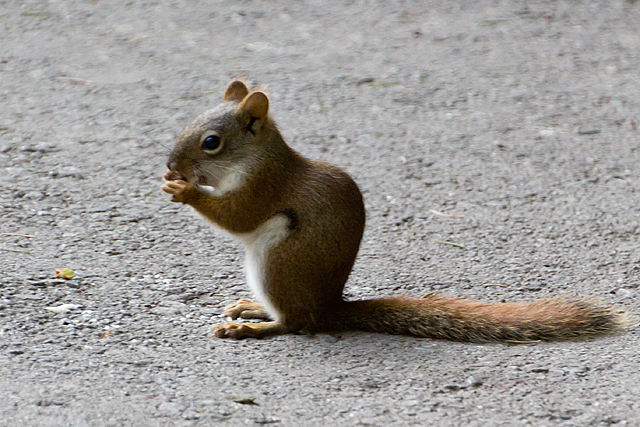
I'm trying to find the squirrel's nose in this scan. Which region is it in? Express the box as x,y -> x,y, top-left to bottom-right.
167,161 -> 177,170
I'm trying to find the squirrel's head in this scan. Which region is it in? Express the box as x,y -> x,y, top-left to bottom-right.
166,80 -> 271,194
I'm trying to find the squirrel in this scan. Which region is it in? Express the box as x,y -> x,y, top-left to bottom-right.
161,79 -> 632,342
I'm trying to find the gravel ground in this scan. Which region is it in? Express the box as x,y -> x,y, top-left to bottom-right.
1,1 -> 640,425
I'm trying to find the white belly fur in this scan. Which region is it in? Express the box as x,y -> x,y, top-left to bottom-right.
212,169 -> 246,196
196,168 -> 245,198
234,215 -> 291,320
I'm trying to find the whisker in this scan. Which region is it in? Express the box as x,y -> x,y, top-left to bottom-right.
143,134 -> 172,152
154,141 -> 172,151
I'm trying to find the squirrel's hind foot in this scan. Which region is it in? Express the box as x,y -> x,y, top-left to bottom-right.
213,321 -> 287,339
223,299 -> 272,320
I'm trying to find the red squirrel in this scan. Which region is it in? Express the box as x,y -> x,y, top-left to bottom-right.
161,80 -> 631,341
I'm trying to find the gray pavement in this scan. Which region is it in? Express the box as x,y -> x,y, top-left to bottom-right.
1,1 -> 639,425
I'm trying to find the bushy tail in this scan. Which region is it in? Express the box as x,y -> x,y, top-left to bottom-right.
331,296 -> 632,343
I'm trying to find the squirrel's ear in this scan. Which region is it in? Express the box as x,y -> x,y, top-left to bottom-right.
223,80 -> 249,102
237,91 -> 269,119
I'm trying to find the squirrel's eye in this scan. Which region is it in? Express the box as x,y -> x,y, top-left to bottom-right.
200,132 -> 223,155
203,135 -> 220,150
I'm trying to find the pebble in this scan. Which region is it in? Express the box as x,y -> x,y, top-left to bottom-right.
46,304 -> 81,314
157,401 -> 184,415
616,289 -> 632,298
14,294 -> 44,300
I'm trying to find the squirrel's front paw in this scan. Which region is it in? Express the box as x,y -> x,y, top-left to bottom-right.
162,169 -> 182,181
161,179 -> 193,203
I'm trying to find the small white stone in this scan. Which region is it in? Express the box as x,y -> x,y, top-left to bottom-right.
617,289 -> 631,298
46,304 -> 80,314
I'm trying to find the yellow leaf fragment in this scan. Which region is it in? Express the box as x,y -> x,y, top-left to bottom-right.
55,268 -> 75,280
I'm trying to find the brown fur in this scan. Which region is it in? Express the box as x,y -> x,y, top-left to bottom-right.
162,80 -> 632,343
331,296 -> 631,342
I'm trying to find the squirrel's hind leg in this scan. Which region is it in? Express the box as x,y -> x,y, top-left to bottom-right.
223,299 -> 271,320
213,321 -> 288,339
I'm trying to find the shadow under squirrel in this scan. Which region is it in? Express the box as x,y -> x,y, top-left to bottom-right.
161,79 -> 631,342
